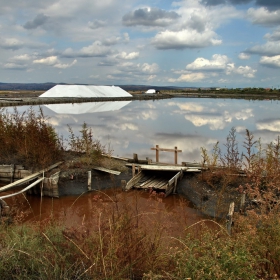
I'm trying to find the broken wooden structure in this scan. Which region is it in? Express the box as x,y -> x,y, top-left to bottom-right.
124,164 -> 201,197
0,162 -> 63,200
151,145 -> 182,164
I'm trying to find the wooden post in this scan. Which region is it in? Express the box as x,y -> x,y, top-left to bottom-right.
240,192 -> 246,214
155,145 -> 159,162
151,145 -> 182,164
87,171 -> 92,191
132,164 -> 135,177
10,164 -> 14,183
121,180 -> 126,191
227,202 -> 235,235
133,153 -> 139,163
174,147 -> 178,165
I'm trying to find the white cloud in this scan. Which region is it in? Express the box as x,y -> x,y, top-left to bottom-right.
248,7 -> 280,27
54,59 -> 77,69
185,114 -> 226,130
88,19 -> 106,29
264,28 -> 280,41
11,54 -> 31,61
33,56 -> 59,65
152,29 -> 222,50
141,63 -> 159,73
122,7 -> 180,27
3,62 -> 27,69
260,55 -> 280,68
123,32 -> 130,43
169,72 -> 205,82
62,41 -> 112,57
186,54 -> 229,71
238,53 -> 250,60
115,52 -> 139,60
257,120 -> 280,132
246,41 -> 280,56
226,63 -> 257,78
0,38 -> 24,50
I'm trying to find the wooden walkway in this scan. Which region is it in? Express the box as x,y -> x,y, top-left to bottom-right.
124,163 -> 201,197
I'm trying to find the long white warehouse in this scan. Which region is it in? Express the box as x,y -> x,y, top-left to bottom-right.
39,85 -> 132,98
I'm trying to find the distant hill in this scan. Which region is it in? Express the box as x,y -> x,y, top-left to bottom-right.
0,83 -> 196,91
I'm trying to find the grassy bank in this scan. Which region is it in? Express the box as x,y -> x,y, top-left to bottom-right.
0,192 -> 279,279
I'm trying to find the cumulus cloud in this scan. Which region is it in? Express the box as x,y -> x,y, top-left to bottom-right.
257,119 -> 280,132
226,63 -> 257,78
88,19 -> 106,29
98,51 -> 139,66
23,13 -> 49,29
238,52 -> 250,59
260,55 -> 280,68
141,63 -> 159,73
186,54 -> 229,71
169,72 -> 206,82
203,0 -> 280,10
3,62 -> 27,70
62,41 -> 112,58
185,114 -> 226,130
122,7 -> 180,27
0,38 -> 24,50
11,54 -> 31,61
123,32 -> 130,43
152,29 -> 222,50
247,7 -> 280,26
115,52 -> 139,60
54,59 -> 77,69
264,28 -> 280,41
246,41 -> 280,56
102,36 -> 121,46
33,55 -> 59,65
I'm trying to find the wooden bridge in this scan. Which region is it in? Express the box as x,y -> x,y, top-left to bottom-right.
124,164 -> 202,197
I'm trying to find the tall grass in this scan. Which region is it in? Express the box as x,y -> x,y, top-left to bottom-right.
0,107 -> 63,169
1,190 -> 279,279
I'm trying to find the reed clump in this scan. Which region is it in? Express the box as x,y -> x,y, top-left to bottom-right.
0,107 -> 63,170
0,107 -> 110,171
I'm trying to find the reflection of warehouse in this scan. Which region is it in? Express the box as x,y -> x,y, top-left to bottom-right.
39,85 -> 132,98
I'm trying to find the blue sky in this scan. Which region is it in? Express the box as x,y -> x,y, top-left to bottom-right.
0,0 -> 279,88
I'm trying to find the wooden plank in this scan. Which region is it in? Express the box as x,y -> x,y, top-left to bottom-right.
126,164 -> 187,171
92,166 -> 121,175
0,177 -> 44,200
227,202 -> 235,235
152,179 -> 169,189
139,176 -> 157,187
168,170 -> 183,186
125,171 -> 144,191
0,161 -> 64,192
155,182 -> 168,189
165,184 -> 174,197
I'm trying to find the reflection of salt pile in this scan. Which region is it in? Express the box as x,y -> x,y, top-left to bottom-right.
44,101 -> 131,114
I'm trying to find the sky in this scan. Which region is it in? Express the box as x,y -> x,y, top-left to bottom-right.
0,0 -> 280,88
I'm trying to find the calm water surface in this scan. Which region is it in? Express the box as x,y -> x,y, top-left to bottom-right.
9,97 -> 280,163
4,97 -> 280,227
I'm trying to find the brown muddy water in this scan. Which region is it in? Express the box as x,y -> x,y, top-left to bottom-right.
1,185 -> 207,237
